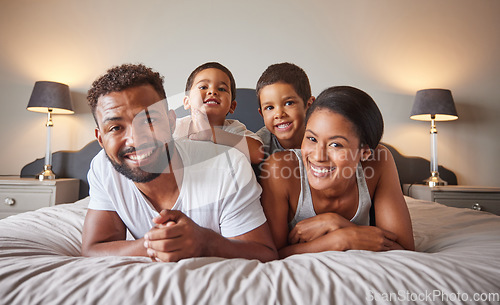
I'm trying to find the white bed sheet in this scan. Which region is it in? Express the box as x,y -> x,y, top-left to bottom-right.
0,196 -> 499,305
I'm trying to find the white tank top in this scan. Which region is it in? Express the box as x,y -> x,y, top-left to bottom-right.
289,149 -> 372,230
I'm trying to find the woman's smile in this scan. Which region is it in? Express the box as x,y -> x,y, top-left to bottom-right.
308,161 -> 336,178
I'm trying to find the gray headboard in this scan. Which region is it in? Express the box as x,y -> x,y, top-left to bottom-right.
20,88 -> 456,199
21,140 -> 101,200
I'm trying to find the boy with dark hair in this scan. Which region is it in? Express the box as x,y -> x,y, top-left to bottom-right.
174,62 -> 264,164
256,63 -> 315,159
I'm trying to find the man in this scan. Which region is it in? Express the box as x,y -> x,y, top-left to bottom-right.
81,64 -> 277,262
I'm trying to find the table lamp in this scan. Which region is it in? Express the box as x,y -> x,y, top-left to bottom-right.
27,81 -> 74,180
410,89 -> 458,187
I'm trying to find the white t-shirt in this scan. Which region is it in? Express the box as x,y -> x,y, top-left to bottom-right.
87,140 -> 266,239
173,116 -> 262,143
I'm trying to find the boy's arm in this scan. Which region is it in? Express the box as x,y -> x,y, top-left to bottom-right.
211,128 -> 264,164
188,112 -> 264,163
190,126 -> 264,164
81,209 -> 148,257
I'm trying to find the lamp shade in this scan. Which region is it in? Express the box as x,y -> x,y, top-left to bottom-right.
410,89 -> 458,121
27,81 -> 74,114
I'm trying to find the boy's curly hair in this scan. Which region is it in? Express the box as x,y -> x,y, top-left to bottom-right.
87,63 -> 166,123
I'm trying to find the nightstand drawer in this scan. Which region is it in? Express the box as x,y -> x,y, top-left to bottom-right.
1,188 -> 54,213
403,184 -> 500,216
434,197 -> 500,215
0,177 -> 80,219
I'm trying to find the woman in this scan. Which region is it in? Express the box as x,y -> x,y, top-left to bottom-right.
260,86 -> 414,258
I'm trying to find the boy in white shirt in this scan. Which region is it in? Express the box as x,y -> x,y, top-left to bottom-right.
174,62 -> 264,164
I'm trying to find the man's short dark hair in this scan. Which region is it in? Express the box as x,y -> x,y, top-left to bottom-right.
256,62 -> 312,108
87,63 -> 166,125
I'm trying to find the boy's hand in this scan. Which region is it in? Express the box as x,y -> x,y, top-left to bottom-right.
144,210 -> 209,262
189,109 -> 214,142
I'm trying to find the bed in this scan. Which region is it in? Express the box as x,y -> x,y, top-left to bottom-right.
3,91 -> 499,304
1,194 -> 499,304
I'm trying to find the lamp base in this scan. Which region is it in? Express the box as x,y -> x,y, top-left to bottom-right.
37,164 -> 56,181
424,171 -> 447,187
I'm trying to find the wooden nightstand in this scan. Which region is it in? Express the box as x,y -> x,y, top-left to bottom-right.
403,184 -> 500,216
0,177 -> 80,219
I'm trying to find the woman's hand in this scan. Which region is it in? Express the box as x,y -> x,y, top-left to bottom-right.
278,224 -> 401,257
333,226 -> 401,251
288,213 -> 353,244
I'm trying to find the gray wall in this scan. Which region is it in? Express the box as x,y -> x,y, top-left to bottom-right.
1,0 -> 499,187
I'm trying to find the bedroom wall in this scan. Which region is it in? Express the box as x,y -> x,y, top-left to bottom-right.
0,0 -> 499,187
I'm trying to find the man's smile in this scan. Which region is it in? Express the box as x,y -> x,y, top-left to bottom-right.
119,142 -> 163,166
126,148 -> 155,162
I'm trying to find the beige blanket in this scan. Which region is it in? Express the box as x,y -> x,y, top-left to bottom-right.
0,197 -> 499,305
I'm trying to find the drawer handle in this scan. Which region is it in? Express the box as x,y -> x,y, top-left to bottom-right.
4,197 -> 15,206
472,203 -> 482,211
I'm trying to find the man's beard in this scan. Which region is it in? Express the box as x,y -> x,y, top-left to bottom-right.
105,140 -> 175,183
